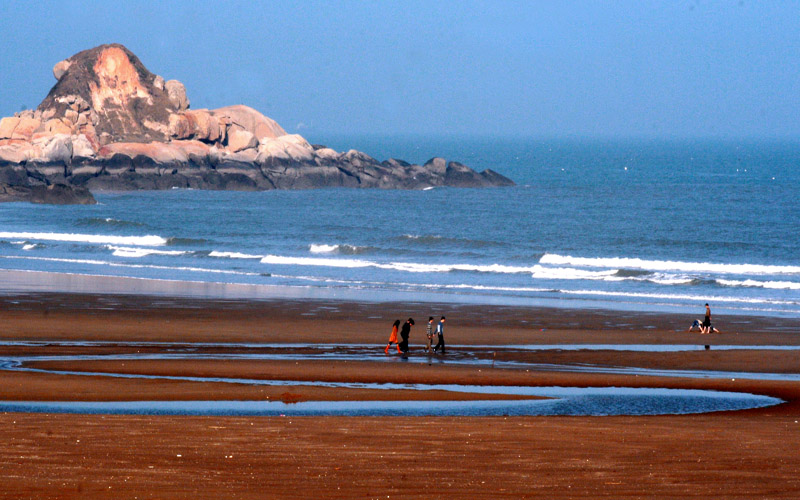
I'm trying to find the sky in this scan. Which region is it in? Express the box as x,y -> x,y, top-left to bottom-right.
1,1 -> 799,140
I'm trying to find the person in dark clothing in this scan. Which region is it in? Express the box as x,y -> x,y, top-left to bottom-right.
399,318 -> 414,353
433,316 -> 446,354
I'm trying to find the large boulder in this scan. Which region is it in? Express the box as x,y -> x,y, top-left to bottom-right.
212,105 -> 286,141
168,109 -> 221,142
0,143 -> 32,164
0,117 -> 20,139
39,134 -> 74,164
71,134 -> 96,159
42,118 -> 73,135
257,134 -> 314,163
424,157 -> 448,175
53,59 -> 72,80
165,79 -> 189,111
226,128 -> 258,152
10,117 -> 41,140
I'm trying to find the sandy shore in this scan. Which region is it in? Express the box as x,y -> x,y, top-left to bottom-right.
1,291 -> 800,498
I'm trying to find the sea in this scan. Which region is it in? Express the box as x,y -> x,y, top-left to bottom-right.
1,136 -> 799,318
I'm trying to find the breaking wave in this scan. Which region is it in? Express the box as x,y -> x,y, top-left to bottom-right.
259,255 -> 544,274
209,251 -> 265,260
256,255 -> 698,284
540,254 -> 800,275
717,279 -> 800,290
309,244 -> 372,255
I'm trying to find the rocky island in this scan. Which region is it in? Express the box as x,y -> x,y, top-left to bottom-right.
0,44 -> 513,204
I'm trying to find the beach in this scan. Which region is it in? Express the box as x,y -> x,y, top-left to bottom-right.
1,279 -> 800,498
2,1 -> 800,497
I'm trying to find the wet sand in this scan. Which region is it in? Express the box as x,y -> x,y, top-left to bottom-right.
1,292 -> 800,498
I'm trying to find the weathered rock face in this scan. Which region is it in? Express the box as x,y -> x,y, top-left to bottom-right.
0,43 -> 514,202
38,44 -> 180,145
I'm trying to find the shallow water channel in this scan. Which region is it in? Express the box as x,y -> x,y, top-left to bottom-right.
0,341 -> 790,416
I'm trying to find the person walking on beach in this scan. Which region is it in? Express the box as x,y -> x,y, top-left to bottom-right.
433,316 -> 446,354
702,303 -> 712,334
700,303 -> 720,334
425,316 -> 435,353
385,319 -> 402,354
399,318 -> 414,354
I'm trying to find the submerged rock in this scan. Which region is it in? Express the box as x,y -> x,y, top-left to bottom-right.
0,182 -> 96,205
0,43 -> 514,202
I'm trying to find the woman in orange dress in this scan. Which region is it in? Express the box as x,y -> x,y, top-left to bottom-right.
385,319 -> 402,354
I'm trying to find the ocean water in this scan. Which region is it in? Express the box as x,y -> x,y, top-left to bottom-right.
1,136 -> 799,317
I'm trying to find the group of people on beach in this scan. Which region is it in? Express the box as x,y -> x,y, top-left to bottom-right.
385,316 -> 446,355
688,303 -> 720,334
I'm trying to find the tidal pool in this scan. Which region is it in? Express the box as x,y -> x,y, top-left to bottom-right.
0,386 -> 781,417
0,341 -> 789,416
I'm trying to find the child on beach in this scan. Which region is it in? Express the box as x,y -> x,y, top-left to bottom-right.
385,319 -> 402,354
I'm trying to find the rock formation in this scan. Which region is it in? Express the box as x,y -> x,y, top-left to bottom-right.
0,43 -> 513,202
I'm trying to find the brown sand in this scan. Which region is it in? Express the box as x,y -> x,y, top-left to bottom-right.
1,292 -> 800,498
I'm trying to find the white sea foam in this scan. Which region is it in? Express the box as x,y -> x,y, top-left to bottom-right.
559,288 -> 797,306
260,254 -> 540,274
646,274 -> 695,285
530,265 -> 620,281
309,244 -> 371,255
105,245 -> 189,258
718,279 -> 800,290
209,251 -> 265,260
258,255 -> 695,282
309,244 -> 339,253
540,253 -> 800,275
530,266 -> 693,285
0,231 -> 168,247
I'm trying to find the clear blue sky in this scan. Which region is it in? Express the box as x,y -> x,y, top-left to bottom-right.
1,1 -> 799,140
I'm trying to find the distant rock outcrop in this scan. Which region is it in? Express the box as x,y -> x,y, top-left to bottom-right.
0,43 -> 513,202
